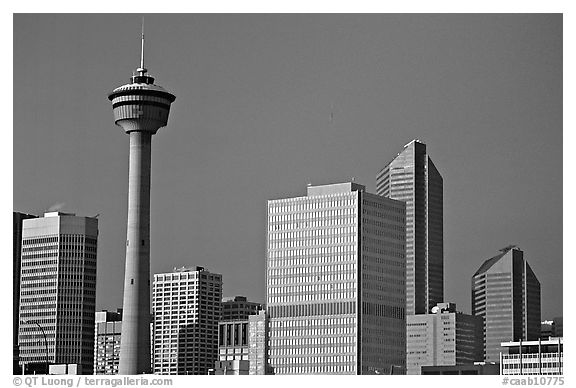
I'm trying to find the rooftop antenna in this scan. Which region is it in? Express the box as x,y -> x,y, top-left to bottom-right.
138,17 -> 146,74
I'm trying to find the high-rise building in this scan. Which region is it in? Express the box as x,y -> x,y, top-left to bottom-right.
94,310 -> 122,375
18,212 -> 98,374
472,246 -> 541,363
376,139 -> 443,315
266,182 -> 406,374
13,211 -> 37,373
406,302 -> 482,375
221,296 -> 263,321
500,338 -> 563,375
248,310 -> 268,375
108,25 -> 176,375
152,266 -> 222,375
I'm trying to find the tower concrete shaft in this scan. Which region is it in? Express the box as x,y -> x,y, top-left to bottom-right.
119,131 -> 152,374
109,33 -> 175,374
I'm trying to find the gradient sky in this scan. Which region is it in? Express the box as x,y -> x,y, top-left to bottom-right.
13,14 -> 562,319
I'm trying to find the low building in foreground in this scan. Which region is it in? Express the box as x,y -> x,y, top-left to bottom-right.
212,309 -> 269,375
211,360 -> 250,375
421,363 -> 499,375
406,302 -> 482,374
500,337 -> 563,375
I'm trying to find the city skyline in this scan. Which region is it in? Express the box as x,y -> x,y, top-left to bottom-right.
13,14 -> 562,320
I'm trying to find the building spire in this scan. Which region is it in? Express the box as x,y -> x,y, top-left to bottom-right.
131,17 -> 153,84
137,17 -> 147,75
140,17 -> 145,71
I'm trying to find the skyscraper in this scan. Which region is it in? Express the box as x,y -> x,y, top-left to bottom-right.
108,27 -> 176,375
13,211 -> 37,373
266,182 -> 406,374
18,212 -> 98,374
406,302 -> 482,374
152,267 -> 222,375
472,246 -> 541,363
376,139 -> 443,315
94,310 -> 122,375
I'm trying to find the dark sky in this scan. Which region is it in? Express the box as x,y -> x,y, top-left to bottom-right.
13,14 -> 562,319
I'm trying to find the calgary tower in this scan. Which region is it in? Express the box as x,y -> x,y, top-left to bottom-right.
108,24 -> 176,374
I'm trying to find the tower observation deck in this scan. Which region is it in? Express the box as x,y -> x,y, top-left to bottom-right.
108,25 -> 175,375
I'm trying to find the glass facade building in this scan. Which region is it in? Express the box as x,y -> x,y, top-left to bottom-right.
376,139 -> 443,316
152,267 -> 222,375
266,182 -> 406,374
18,212 -> 98,374
472,246 -> 541,363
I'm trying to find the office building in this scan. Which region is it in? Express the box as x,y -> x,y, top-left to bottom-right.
221,296 -> 263,321
218,320 -> 249,361
215,319 -> 249,375
541,317 -> 563,339
248,310 -> 268,375
212,309 -> 269,375
18,212 -> 98,374
500,338 -> 563,375
94,310 -> 122,375
152,266 -> 222,375
472,246 -> 541,363
266,182 -> 406,374
421,363 -> 499,375
211,360 -> 249,375
13,211 -> 37,373
553,317 -> 563,337
108,25 -> 176,375
406,302 -> 482,374
376,139 -> 443,315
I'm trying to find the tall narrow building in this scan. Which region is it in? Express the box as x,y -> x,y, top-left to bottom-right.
152,267 -> 222,375
13,211 -> 37,373
94,309 -> 123,375
248,310 -> 268,375
108,26 -> 176,374
376,139 -> 443,315
266,182 -> 406,374
471,246 -> 541,363
18,212 -> 98,374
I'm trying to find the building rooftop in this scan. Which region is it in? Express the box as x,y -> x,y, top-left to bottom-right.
501,337 -> 563,347
44,211 -> 76,217
306,182 -> 366,196
473,246 -> 520,277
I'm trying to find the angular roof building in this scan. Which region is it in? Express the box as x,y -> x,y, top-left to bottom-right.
472,246 -> 540,363
376,139 -> 443,315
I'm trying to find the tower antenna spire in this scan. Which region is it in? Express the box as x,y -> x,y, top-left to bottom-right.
140,17 -> 145,70
137,17 -> 147,75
